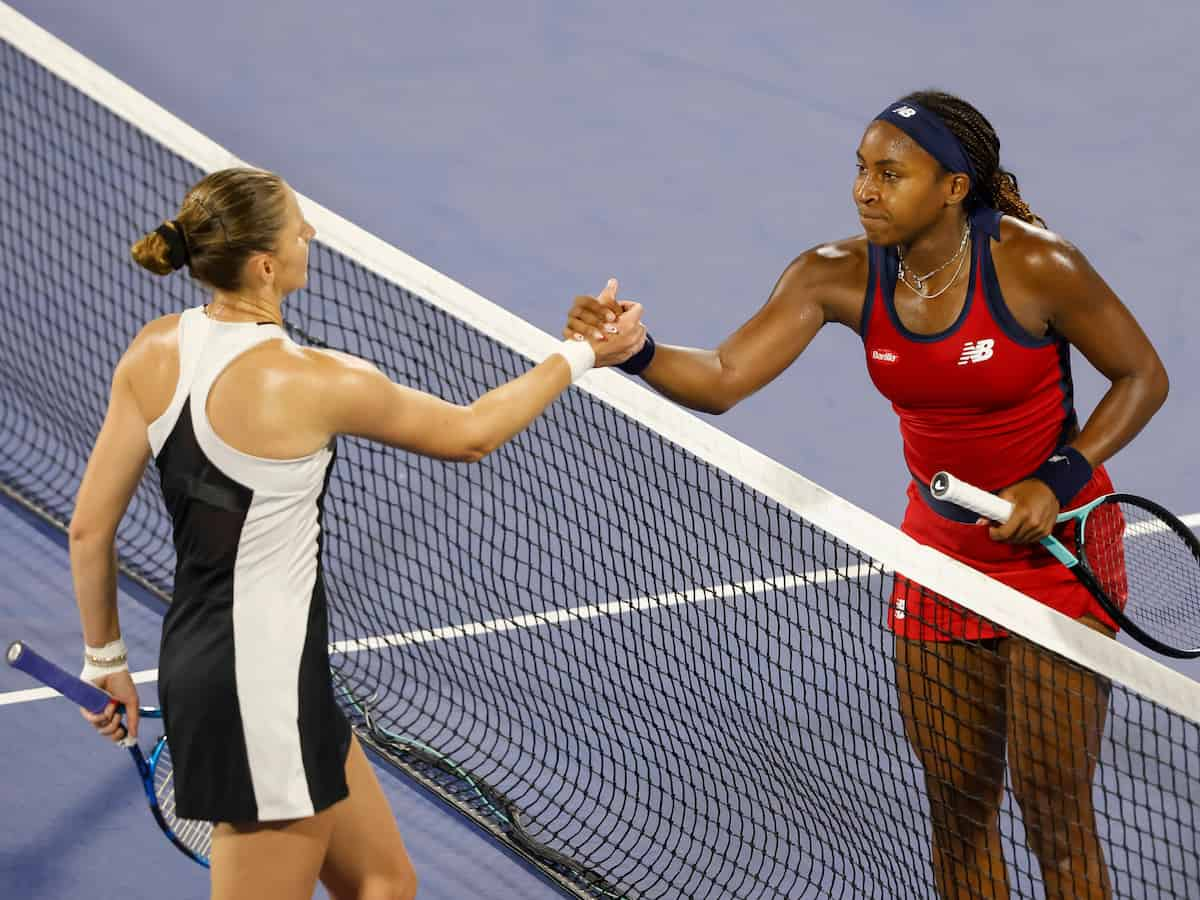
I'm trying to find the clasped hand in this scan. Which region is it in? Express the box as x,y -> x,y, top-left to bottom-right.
566,279 -> 646,368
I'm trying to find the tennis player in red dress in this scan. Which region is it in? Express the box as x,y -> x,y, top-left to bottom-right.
861,201 -> 1120,641
565,91 -> 1168,898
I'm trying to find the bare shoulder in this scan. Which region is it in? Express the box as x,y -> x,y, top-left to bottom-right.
120,313 -> 182,367
254,346 -> 392,414
114,313 -> 182,423
117,312 -> 180,384
279,346 -> 400,439
299,346 -> 384,382
305,346 -> 378,369
208,341 -> 376,400
205,343 -> 388,414
774,235 -> 870,329
787,235 -> 869,279
994,216 -> 1092,285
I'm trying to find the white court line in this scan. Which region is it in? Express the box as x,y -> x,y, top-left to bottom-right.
327,563 -> 875,654
0,668 -> 160,706
1132,512 -> 1200,536
3,514 -> 1196,708
0,564 -> 875,706
328,511 -> 1200,654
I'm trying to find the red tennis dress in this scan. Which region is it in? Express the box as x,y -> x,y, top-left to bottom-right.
862,211 -> 1119,640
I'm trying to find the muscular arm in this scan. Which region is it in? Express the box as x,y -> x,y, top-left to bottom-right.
987,227 -> 1168,544
316,294 -> 642,461
639,256 -> 825,413
566,246 -> 863,414
316,351 -> 579,463
1005,230 -> 1169,467
70,355 -> 153,646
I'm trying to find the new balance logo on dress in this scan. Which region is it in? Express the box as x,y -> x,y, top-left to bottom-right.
958,339 -> 995,365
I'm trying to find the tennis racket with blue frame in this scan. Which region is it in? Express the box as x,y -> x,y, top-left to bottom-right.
930,472 -> 1200,659
6,640 -> 212,866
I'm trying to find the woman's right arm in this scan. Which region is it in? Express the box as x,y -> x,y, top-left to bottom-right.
319,282 -> 644,461
565,252 -> 837,414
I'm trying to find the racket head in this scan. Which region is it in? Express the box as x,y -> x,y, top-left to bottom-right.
1075,493 -> 1200,658
6,644 -> 213,866
138,735 -> 213,868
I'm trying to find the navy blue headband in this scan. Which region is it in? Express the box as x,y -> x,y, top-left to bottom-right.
874,101 -> 976,182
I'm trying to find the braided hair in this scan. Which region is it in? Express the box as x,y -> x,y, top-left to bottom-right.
902,91 -> 1045,228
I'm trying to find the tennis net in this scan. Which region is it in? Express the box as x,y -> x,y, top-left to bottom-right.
1,6 -> 1197,897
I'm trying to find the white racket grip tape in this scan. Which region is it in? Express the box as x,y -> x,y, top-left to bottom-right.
929,472 -> 1015,523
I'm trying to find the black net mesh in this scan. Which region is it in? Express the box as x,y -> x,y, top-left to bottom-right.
2,35 -> 1198,899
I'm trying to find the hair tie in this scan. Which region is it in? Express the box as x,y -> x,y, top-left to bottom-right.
155,221 -> 191,271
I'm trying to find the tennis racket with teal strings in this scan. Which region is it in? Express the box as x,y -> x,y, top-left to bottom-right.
930,472 -> 1200,658
6,640 -> 212,866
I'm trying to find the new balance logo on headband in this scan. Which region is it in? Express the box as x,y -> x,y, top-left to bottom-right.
893,106 -> 917,118
958,338 -> 995,365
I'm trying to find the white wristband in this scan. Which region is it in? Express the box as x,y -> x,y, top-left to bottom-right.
81,637 -> 129,683
551,338 -> 595,383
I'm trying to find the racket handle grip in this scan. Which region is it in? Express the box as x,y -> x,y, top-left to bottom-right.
6,641 -> 114,714
930,472 -> 1014,523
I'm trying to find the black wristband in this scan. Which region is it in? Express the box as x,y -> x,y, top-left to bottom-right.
1030,446 -> 1093,507
617,332 -> 656,376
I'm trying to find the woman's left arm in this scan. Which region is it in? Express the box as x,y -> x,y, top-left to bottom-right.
990,231 -> 1168,543
1036,237 -> 1169,466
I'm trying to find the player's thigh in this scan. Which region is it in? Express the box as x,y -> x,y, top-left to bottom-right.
895,636 -> 1008,814
319,736 -> 417,900
1005,614 -> 1112,807
210,814 -> 335,900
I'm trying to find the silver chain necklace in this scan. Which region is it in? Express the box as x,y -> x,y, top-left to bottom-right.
897,223 -> 970,300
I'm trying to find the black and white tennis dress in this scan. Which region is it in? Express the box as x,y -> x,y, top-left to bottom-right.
149,306 -> 351,823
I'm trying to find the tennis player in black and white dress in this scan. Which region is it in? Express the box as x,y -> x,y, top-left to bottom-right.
70,167 -> 645,899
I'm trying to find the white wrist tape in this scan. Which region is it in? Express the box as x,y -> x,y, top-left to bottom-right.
551,338 -> 595,383
81,637 -> 129,683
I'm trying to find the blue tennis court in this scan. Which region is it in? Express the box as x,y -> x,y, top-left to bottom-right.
2,2 -> 1199,898
0,496 -> 574,899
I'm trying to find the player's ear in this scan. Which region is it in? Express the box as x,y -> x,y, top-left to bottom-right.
945,172 -> 971,207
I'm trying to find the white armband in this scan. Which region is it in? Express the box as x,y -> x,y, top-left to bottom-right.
549,339 -> 595,383
80,637 -> 129,683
